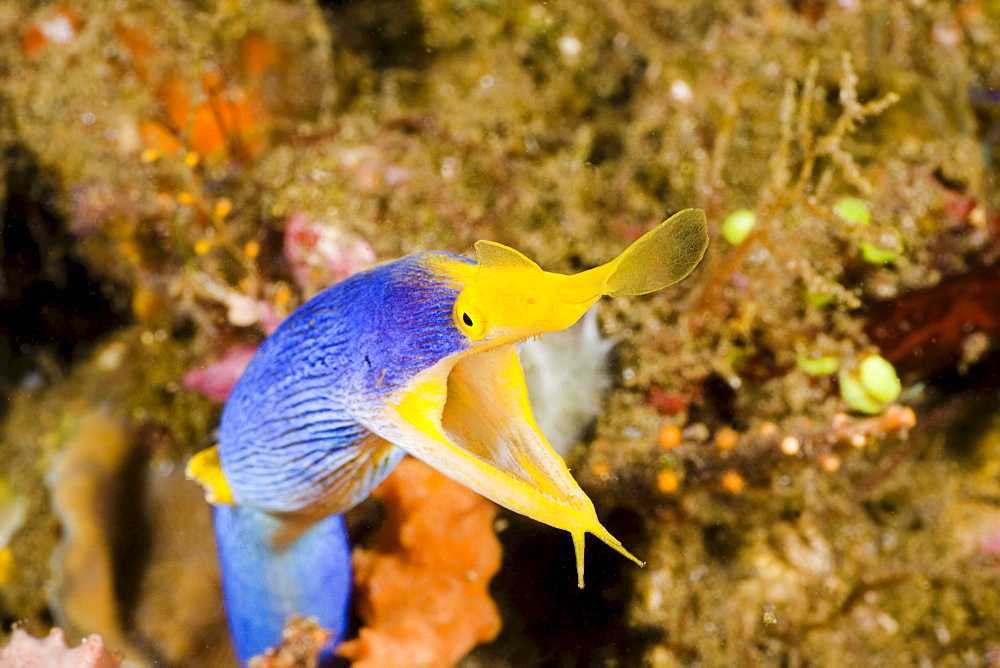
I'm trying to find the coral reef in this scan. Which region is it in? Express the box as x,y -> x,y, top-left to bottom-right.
130,467 -> 233,666
625,397 -> 1000,666
0,0 -> 999,664
338,457 -> 502,668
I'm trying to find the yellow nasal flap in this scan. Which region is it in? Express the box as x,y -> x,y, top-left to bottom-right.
563,208 -> 709,303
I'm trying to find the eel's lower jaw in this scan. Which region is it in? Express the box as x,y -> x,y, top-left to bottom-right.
367,342 -> 642,586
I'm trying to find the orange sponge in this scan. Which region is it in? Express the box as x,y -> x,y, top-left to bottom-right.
338,457 -> 502,667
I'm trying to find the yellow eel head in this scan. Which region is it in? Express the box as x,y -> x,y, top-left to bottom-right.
370,208 -> 708,587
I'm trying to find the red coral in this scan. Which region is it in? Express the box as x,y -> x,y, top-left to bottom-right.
123,32 -> 281,162
866,266 -> 1000,376
338,458 -> 502,668
647,386 -> 688,416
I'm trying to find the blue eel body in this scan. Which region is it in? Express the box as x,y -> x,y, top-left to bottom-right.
213,251 -> 474,664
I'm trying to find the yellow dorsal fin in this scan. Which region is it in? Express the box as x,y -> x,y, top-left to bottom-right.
474,240 -> 543,272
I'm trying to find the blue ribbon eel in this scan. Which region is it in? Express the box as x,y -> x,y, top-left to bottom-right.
186,209 -> 708,663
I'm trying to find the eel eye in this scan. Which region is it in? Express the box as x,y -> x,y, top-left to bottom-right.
454,303 -> 486,340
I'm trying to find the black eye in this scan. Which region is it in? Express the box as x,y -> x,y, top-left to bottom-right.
462,312 -> 474,327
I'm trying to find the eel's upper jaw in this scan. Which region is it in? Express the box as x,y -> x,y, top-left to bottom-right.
359,343 -> 642,587
456,209 -> 708,347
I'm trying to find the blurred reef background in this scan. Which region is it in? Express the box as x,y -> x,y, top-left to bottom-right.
1,0 -> 1000,665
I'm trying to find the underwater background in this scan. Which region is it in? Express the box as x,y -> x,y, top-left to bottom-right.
1,0 -> 1000,665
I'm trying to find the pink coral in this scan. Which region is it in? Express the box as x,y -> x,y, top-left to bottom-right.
283,213 -> 376,292
183,345 -> 258,402
984,528 -> 1000,572
0,628 -> 120,668
338,458 -> 502,668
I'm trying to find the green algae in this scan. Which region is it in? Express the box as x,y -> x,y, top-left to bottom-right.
721,208 -> 757,245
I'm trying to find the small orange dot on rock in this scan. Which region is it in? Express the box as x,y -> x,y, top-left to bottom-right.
22,26 -> 45,55
896,406 -> 917,428
656,470 -> 679,494
214,198 -> 233,220
658,424 -> 681,450
721,470 -> 745,494
591,462 -> 610,478
715,427 -> 739,451
758,421 -> 779,438
274,285 -> 292,304
818,453 -> 841,473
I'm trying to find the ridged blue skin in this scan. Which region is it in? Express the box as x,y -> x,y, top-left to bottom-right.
213,505 -> 350,665
213,251 -> 473,663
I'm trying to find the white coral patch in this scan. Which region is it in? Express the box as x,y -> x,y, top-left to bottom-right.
520,307 -> 616,456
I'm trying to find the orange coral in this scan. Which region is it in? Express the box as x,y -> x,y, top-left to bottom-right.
138,71 -> 270,160
116,26 -> 278,162
22,9 -> 80,55
338,458 -> 502,668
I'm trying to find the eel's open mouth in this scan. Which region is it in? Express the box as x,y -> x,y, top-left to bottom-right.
366,342 -> 641,587
441,345 -> 592,506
